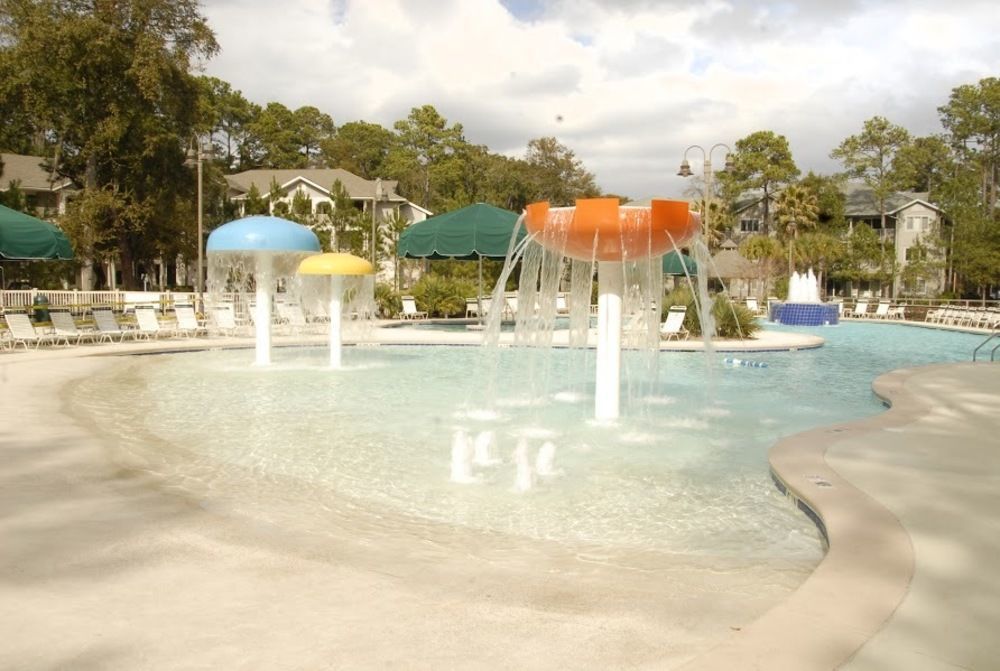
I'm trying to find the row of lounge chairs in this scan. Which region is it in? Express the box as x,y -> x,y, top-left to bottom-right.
925,306 -> 1000,329
1,304 -> 212,351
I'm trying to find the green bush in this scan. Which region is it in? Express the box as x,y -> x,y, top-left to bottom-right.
374,282 -> 401,318
410,275 -> 474,318
663,287 -> 759,339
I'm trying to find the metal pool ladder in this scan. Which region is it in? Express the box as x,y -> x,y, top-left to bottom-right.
973,328 -> 1000,362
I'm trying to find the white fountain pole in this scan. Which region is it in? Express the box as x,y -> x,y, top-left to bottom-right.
328,274 -> 344,368
254,254 -> 273,366
595,260 -> 623,421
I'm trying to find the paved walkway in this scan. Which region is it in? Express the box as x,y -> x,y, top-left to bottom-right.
684,361 -> 1000,670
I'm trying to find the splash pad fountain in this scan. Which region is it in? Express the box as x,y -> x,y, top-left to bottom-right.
297,253 -> 374,368
517,198 -> 700,421
769,269 -> 839,326
206,215 -> 320,365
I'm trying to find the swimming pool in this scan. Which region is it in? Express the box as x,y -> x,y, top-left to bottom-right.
70,322 -> 981,570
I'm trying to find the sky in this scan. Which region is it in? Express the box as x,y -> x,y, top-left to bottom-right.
199,0 -> 999,202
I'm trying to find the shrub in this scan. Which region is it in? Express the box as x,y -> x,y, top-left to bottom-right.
374,282 -> 401,318
663,287 -> 759,339
410,275 -> 474,317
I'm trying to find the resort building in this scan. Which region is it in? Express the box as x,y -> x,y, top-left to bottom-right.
0,152 -> 76,217
729,182 -> 947,298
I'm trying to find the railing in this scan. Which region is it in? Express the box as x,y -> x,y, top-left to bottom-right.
0,289 -> 198,316
973,329 -> 1000,362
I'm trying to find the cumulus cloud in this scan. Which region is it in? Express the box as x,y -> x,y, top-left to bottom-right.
200,0 -> 1000,200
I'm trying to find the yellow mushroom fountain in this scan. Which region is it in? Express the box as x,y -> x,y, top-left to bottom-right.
297,252 -> 375,368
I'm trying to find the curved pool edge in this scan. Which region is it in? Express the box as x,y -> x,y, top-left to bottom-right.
682,361 -> 1000,670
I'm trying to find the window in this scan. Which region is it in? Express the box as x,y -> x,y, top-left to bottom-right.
906,217 -> 914,231
740,218 -> 760,233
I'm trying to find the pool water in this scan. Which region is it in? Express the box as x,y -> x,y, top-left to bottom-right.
70,322 -> 982,568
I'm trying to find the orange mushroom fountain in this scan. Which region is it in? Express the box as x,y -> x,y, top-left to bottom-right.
523,198 -> 700,420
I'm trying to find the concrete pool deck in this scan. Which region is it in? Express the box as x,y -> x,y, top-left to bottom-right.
1,324 -> 998,669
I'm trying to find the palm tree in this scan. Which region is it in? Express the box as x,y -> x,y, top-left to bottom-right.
775,184 -> 820,275
739,235 -> 784,297
795,232 -> 844,298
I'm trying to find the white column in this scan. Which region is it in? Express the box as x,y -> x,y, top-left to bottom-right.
254,255 -> 272,366
328,275 -> 344,368
595,261 -> 623,421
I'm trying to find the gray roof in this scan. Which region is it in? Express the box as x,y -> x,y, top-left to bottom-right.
225,169 -> 404,202
0,153 -> 73,191
843,182 -> 930,217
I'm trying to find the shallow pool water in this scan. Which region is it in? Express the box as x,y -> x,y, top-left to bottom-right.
70,322 -> 982,567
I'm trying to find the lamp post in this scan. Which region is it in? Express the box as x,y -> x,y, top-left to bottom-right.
371,178 -> 384,266
185,139 -> 213,298
677,143 -> 734,240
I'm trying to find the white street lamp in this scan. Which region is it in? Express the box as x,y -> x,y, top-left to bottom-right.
678,143 -> 734,239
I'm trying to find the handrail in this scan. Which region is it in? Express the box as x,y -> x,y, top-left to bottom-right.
972,330 -> 1000,362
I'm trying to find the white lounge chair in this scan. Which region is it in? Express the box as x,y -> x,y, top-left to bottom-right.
50,310 -> 96,345
659,306 -> 689,341
873,300 -> 891,319
3,312 -> 67,349
745,297 -> 761,315
504,295 -> 518,320
465,298 -> 479,318
135,304 -> 173,339
93,307 -> 134,343
555,293 -> 569,315
850,300 -> 869,318
209,303 -> 241,336
398,296 -> 427,320
276,301 -> 312,334
174,305 -> 207,337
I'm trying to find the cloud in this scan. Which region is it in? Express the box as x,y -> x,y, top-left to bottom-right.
200,0 -> 1000,200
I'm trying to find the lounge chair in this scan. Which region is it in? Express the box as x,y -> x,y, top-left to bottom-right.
2,312 -> 67,349
465,298 -> 479,318
398,296 -> 427,320
504,295 -> 518,320
134,304 -> 173,339
872,300 -> 891,319
276,301 -> 312,334
850,300 -> 869,318
745,297 -> 760,315
174,304 -> 207,337
555,293 -> 569,315
659,306 -> 689,341
50,310 -> 96,345
93,307 -> 134,343
210,303 -> 241,336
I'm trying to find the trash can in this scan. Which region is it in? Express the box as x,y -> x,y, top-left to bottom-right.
32,294 -> 50,323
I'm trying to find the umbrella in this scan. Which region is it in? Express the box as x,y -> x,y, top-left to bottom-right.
397,203 -> 525,318
397,202 -> 524,260
0,204 -> 74,260
662,250 -> 697,276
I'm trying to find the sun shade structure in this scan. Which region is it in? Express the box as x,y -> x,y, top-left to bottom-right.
0,204 -> 74,260
207,216 -> 320,366
397,203 -> 524,260
298,253 -> 374,369
398,203 -> 526,321
662,250 -> 697,276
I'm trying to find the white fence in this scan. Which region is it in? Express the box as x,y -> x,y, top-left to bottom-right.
0,289 -> 198,315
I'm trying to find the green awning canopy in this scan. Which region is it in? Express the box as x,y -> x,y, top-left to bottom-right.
397,202 -> 525,260
662,250 -> 696,276
0,204 -> 74,260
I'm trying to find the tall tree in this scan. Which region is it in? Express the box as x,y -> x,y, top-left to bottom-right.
196,76 -> 258,170
830,116 -> 911,235
525,136 -> 600,206
893,135 -> 952,195
385,105 -> 468,210
775,183 -> 820,274
245,102 -> 302,168
720,131 -> 799,235
938,76 -> 1000,214
320,120 -> 394,178
739,234 -> 784,297
292,106 -> 335,167
0,0 -> 218,289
